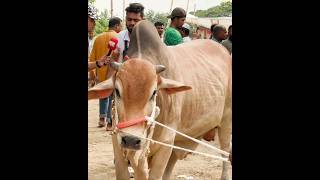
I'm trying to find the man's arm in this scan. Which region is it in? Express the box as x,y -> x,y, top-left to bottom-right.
88,62 -> 96,72
89,39 -> 98,80
88,54 -> 114,72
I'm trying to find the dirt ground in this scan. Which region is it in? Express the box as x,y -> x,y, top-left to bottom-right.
89,100 -> 231,180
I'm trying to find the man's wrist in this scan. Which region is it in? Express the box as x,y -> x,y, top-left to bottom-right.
96,61 -> 101,68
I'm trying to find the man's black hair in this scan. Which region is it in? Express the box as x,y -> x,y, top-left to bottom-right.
212,25 -> 226,34
125,3 -> 145,17
170,16 -> 183,21
182,28 -> 190,36
228,25 -> 232,31
154,21 -> 164,27
108,17 -> 122,28
210,24 -> 217,33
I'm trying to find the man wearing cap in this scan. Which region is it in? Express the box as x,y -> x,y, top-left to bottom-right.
88,5 -> 99,88
180,23 -> 192,43
88,5 -> 98,57
164,7 -> 186,46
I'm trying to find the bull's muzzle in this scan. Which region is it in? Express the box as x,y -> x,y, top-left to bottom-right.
121,135 -> 141,150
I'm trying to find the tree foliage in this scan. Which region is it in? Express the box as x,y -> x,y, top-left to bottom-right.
88,0 -> 95,5
94,9 -> 109,35
145,10 -> 169,26
190,1 -> 232,17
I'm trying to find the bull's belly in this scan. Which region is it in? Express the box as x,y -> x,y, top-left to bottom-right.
174,116 -> 221,141
174,98 -> 225,141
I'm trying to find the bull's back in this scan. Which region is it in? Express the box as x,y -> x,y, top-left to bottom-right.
168,40 -> 231,138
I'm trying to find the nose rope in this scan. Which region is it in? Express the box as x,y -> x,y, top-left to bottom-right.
139,93 -> 158,162
111,92 -> 159,163
111,92 -> 159,135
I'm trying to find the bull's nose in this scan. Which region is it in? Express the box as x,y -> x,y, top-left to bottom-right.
121,136 -> 141,149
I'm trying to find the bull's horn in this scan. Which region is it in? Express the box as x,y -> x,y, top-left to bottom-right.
110,61 -> 122,70
155,65 -> 166,74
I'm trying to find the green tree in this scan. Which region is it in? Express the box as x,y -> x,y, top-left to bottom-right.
145,10 -> 169,26
88,0 -> 95,5
94,9 -> 109,35
190,1 -> 232,17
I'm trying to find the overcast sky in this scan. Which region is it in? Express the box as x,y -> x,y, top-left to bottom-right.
94,0 -> 228,18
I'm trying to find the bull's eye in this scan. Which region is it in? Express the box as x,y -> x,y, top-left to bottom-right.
115,88 -> 120,98
150,90 -> 157,101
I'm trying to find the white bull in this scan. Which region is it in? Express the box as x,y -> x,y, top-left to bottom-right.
88,20 -> 232,180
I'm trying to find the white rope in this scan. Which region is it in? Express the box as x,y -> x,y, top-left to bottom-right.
139,94 -> 159,160
144,117 -> 230,156
112,91 -> 230,160
122,131 -> 229,162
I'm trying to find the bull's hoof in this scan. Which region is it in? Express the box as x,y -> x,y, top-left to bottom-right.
128,166 -> 134,178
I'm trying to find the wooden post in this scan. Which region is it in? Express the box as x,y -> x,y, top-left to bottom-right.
186,0 -> 190,14
169,0 -> 174,13
110,0 -> 113,18
123,0 -> 125,21
193,1 -> 196,16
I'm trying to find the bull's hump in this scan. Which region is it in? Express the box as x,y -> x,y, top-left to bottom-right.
128,20 -> 167,60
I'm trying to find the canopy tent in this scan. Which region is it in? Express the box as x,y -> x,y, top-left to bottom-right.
186,14 -> 232,29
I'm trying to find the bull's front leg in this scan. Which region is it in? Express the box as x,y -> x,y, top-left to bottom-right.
112,134 -> 130,180
149,145 -> 173,180
126,150 -> 148,180
148,128 -> 176,180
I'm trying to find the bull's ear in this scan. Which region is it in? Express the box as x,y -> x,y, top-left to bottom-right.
88,78 -> 114,100
158,76 -> 192,95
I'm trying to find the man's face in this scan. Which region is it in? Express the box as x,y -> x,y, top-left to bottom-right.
177,17 -> 186,28
217,28 -> 227,40
115,24 -> 122,33
126,12 -> 143,33
88,31 -> 94,39
156,25 -> 164,37
88,17 -> 96,32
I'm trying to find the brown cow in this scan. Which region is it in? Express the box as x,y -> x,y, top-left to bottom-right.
88,20 -> 232,180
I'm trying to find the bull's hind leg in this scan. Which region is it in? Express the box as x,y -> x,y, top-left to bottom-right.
148,145 -> 173,180
218,106 -> 232,180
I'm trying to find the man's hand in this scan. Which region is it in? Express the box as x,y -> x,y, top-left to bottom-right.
88,80 -> 95,88
96,54 -> 110,67
88,72 -> 96,88
102,56 -> 112,65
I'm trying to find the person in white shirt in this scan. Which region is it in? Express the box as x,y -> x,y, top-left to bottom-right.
88,5 -> 98,57
113,3 -> 144,63
180,23 -> 192,43
88,32 -> 96,57
154,21 -> 165,42
88,5 -> 98,87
